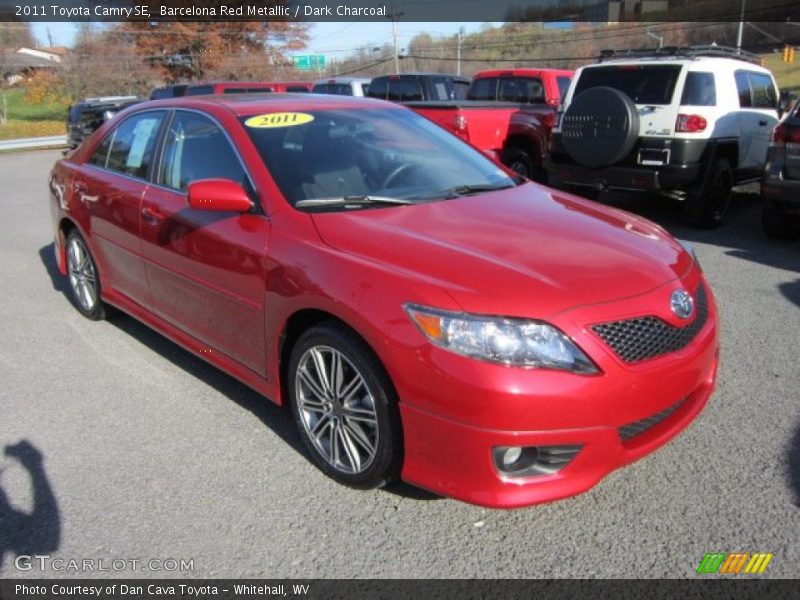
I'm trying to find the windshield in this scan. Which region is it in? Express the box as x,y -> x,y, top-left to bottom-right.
574,64 -> 681,105
240,107 -> 516,209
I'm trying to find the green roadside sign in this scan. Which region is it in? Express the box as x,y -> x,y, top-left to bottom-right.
293,55 -> 326,70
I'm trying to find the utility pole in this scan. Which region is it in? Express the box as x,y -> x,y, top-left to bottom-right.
387,0 -> 404,74
736,0 -> 746,49
456,26 -> 466,76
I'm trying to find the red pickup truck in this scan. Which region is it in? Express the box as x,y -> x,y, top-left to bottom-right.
407,68 -> 573,182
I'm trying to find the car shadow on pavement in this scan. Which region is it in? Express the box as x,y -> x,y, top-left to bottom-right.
38,244 -> 69,296
597,189 -> 800,274
790,422 -> 800,508
0,440 -> 61,571
37,243 -> 440,503
778,279 -> 800,310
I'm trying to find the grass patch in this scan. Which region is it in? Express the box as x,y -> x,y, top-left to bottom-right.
761,53 -> 800,93
1,87 -> 68,122
0,119 -> 64,140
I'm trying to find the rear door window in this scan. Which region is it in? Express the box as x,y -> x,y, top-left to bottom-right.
735,71 -> 752,107
467,78 -> 497,101
680,72 -> 716,106
366,77 -> 388,99
574,65 -> 682,105
498,77 -> 545,103
90,111 -> 165,179
388,78 -> 423,102
749,73 -> 777,109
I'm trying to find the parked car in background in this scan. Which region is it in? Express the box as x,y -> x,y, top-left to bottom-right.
263,81 -> 314,93
150,81 -> 313,100
312,77 -> 371,97
466,68 -> 573,107
49,94 -> 718,508
367,73 -> 471,102
547,46 -> 780,228
405,70 -> 572,181
761,96 -> 800,238
150,84 -> 188,100
66,96 -> 141,148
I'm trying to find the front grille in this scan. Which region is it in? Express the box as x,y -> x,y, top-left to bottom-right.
618,398 -> 686,441
592,284 -> 709,364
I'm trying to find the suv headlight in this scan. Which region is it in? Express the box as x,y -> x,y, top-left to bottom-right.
405,304 -> 598,374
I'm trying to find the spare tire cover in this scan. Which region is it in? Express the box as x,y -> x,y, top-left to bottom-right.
561,86 -> 640,168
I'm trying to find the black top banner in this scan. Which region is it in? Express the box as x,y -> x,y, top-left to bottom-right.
1,0 -> 799,22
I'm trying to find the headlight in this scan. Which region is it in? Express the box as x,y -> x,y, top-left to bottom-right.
678,239 -> 700,265
404,304 -> 598,374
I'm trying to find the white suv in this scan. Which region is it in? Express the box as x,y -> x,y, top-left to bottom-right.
312,77 -> 371,97
547,46 -> 780,227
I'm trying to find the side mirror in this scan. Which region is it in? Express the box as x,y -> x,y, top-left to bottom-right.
187,179 -> 253,213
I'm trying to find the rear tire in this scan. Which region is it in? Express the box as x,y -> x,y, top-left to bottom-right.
684,158 -> 733,229
762,205 -> 799,239
65,230 -> 106,321
287,323 -> 403,489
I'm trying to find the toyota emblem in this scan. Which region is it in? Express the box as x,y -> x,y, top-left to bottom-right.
670,289 -> 694,319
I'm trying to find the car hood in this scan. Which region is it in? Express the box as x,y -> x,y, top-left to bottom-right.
310,184 -> 693,317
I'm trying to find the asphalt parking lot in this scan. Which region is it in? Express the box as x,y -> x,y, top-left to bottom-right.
0,149 -> 798,579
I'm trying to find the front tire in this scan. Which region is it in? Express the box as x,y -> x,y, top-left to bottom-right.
287,323 -> 402,489
65,230 -> 106,320
684,158 -> 733,229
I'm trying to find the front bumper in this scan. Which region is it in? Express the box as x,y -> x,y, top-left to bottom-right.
396,273 -> 719,508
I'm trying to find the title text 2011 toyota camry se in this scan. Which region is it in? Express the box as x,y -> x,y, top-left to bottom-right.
49,95 -> 719,508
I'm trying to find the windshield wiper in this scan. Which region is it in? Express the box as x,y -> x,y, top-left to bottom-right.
295,195 -> 415,208
415,182 -> 517,200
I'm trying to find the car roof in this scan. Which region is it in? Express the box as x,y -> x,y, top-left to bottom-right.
313,77 -> 371,84
371,72 -> 471,81
474,68 -> 573,78
581,56 -> 773,74
141,93 -> 395,117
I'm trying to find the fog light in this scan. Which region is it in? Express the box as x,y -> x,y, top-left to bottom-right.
492,444 -> 583,478
502,446 -> 522,466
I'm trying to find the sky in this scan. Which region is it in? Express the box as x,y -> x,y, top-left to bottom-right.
30,21 -> 494,56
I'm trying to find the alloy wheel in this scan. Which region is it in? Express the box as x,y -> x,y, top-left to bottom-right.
294,345 -> 379,475
67,235 -> 98,312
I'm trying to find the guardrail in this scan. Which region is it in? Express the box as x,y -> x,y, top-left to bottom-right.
0,135 -> 67,151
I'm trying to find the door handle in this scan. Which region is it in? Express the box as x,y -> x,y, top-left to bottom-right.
141,206 -> 164,223
759,120 -> 769,126
72,181 -> 98,203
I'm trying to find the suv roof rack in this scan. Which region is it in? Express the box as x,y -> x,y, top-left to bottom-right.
598,45 -> 761,65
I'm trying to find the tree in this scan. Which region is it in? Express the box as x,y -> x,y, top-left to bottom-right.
0,23 -> 35,49
60,24 -> 154,100
116,16 -> 309,82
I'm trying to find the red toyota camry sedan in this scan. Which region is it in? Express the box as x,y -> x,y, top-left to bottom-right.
49,95 -> 719,508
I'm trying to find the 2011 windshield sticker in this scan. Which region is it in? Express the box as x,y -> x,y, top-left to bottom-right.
245,113 -> 314,128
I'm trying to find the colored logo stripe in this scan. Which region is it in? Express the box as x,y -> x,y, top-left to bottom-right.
697,552 -> 773,574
